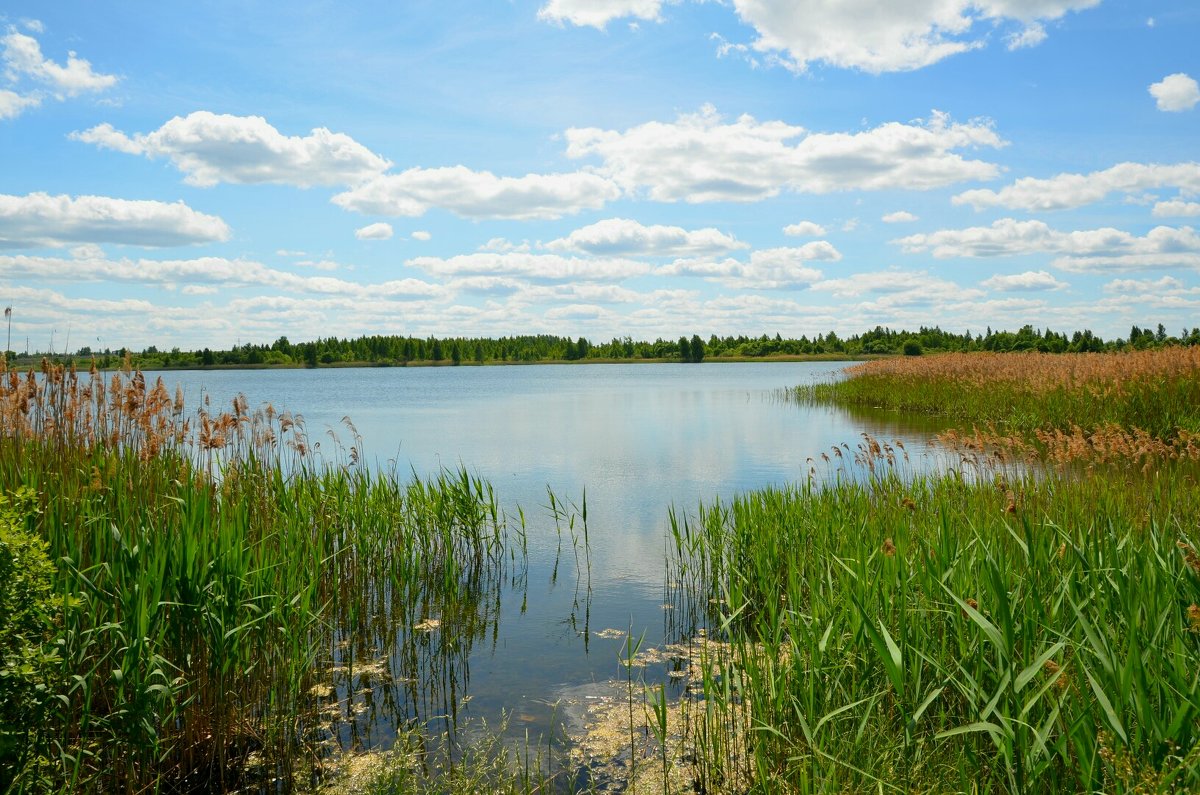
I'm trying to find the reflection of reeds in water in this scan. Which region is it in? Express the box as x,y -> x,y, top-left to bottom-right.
0,359 -> 524,793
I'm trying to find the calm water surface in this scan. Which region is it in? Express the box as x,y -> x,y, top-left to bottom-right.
149,362 -> 947,752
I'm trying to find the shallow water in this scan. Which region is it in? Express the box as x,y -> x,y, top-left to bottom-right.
148,361 -> 949,756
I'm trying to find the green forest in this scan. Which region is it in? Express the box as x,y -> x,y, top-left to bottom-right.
7,323 -> 1200,371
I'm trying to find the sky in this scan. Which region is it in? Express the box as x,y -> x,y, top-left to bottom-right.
1,1 -> 1198,353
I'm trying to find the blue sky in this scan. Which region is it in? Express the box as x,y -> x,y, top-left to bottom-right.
1,1 -> 1198,352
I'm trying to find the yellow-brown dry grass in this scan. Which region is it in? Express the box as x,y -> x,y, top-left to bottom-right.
0,355 -> 311,464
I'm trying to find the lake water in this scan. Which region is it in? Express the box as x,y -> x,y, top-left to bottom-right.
147,361 -> 948,759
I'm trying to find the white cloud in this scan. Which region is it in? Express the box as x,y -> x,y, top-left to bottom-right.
479,237 -> 531,253
354,222 -> 393,241
810,270 -> 985,313
657,242 -> 838,290
72,112 -> 391,188
1153,200 -> 1200,217
544,217 -> 748,256
1149,73 -> 1200,112
0,253 -> 442,299
566,106 -> 1002,203
897,218 -> 1200,271
537,0 -> 666,29
981,270 -> 1068,291
1006,22 -> 1047,50
0,192 -> 230,248
783,221 -> 826,236
0,87 -> 40,119
332,166 -> 619,220
406,252 -> 651,282
711,33 -> 762,69
953,162 -> 1200,211
412,230 -> 432,241
882,210 -> 919,223
1103,276 -> 1197,295
728,0 -> 1099,74
2,27 -> 117,96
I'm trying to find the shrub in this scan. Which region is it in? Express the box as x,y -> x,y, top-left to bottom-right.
902,339 -> 923,356
0,487 -> 62,791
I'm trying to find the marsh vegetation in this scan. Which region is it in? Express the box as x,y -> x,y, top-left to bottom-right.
2,348 -> 1198,793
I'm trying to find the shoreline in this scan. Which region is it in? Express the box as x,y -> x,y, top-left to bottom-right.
2,352 -> 884,373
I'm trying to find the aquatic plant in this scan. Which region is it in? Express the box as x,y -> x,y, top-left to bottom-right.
0,359 -> 521,792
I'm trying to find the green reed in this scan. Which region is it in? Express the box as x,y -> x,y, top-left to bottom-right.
667,456 -> 1200,794
0,363 -> 522,793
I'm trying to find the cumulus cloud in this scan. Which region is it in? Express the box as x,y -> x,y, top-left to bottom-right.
658,242 -> 838,290
1006,21 -> 1047,50
1,25 -> 116,120
1149,73 -> 1200,112
2,26 -> 117,96
896,218 -> 1200,271
0,192 -> 230,248
981,270 -> 1068,291
728,0 -> 1099,74
953,162 -> 1200,211
544,217 -> 748,257
1153,200 -> 1200,217
405,252 -> 651,282
566,106 -> 1002,203
354,222 -> 393,241
0,252 -> 442,299
412,230 -> 432,241
0,87 -> 40,119
72,112 -> 391,188
332,166 -> 620,220
810,270 -> 985,311
882,210 -> 919,223
1103,276 -> 1196,295
537,0 -> 666,29
783,220 -> 826,236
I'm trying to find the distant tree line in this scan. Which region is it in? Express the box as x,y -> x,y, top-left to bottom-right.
7,323 -> 1200,371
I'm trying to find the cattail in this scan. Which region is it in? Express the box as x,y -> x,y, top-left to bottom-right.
881,538 -> 896,557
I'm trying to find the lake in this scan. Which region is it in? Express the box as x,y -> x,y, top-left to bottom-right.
147,361 -> 949,759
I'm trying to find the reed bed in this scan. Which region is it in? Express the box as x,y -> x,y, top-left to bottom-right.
0,359 -> 521,793
657,348 -> 1200,793
799,348 -> 1200,444
667,454 -> 1200,794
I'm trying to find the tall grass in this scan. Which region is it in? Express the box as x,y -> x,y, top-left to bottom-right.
668,458 -> 1200,793
0,359 -> 521,793
660,349 -> 1200,793
799,348 -> 1200,441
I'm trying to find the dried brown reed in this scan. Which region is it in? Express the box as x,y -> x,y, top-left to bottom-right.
0,356 -> 310,465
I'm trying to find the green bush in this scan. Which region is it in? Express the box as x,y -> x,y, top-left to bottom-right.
902,339 -> 923,356
0,487 -> 61,792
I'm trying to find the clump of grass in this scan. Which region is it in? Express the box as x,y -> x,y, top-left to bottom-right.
0,359 -> 522,792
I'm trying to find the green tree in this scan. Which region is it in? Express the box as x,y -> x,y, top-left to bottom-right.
678,336 -> 691,363
690,334 -> 705,363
